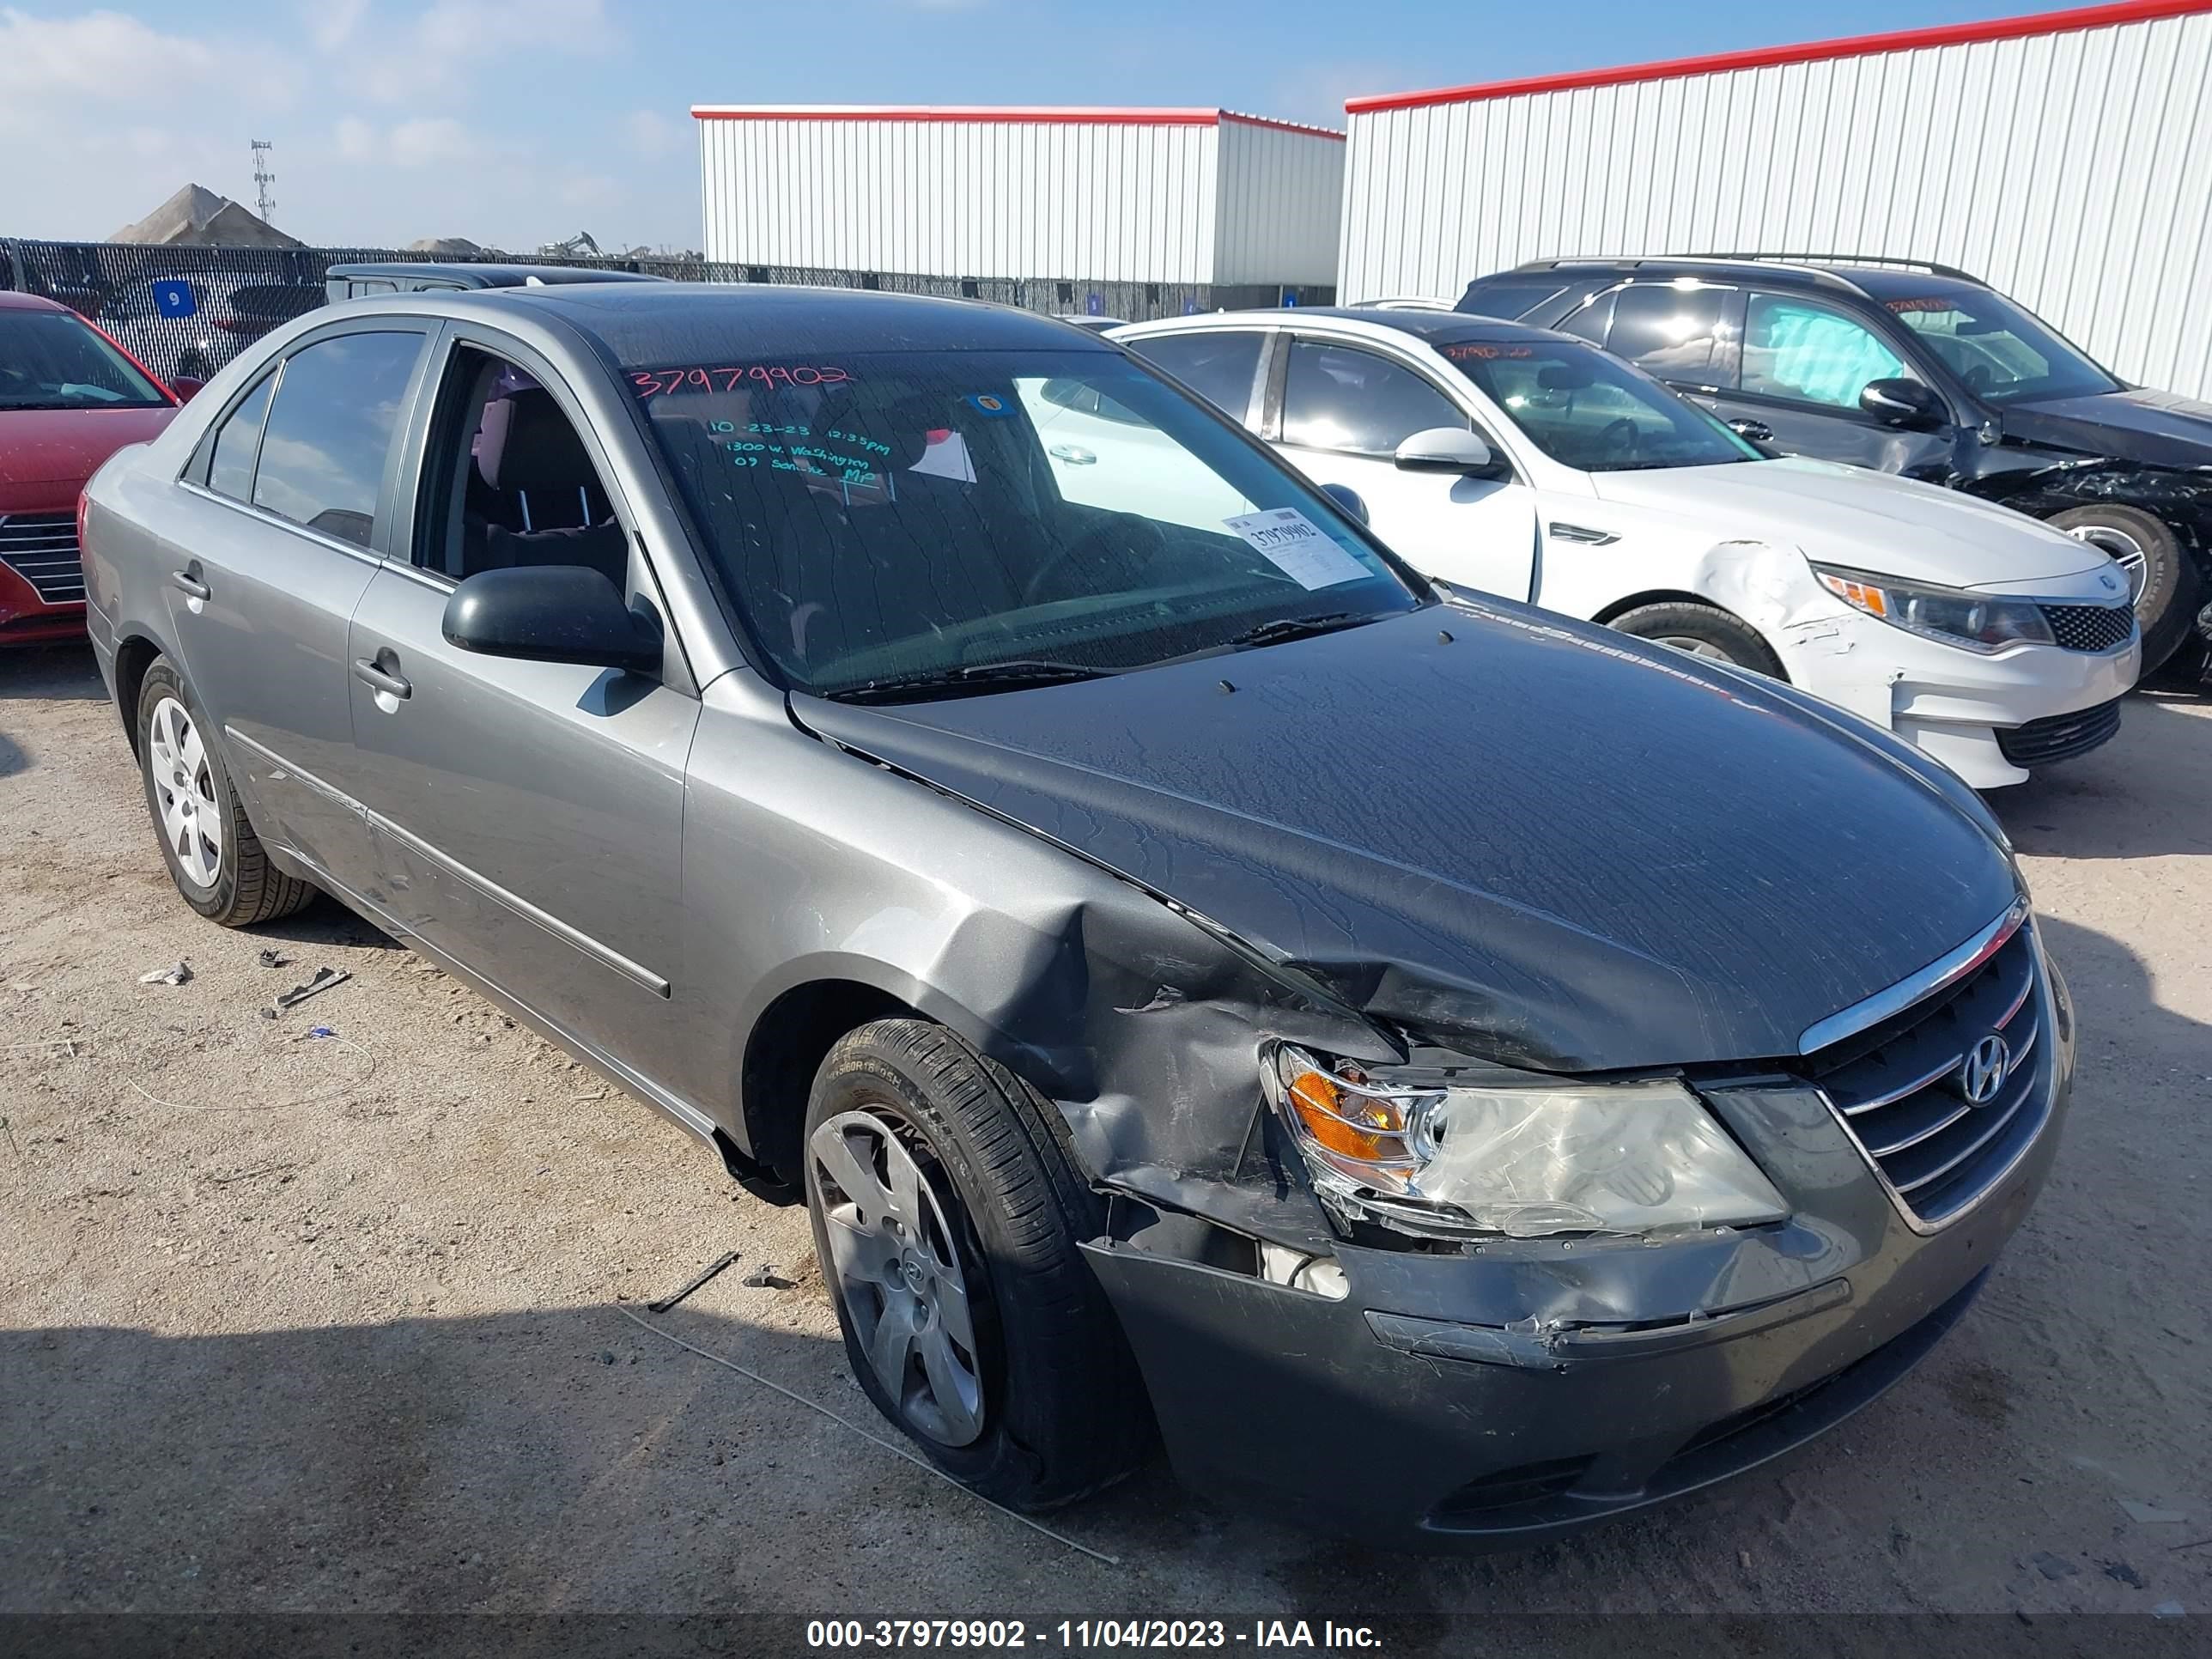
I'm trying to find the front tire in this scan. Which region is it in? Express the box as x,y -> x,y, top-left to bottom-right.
2049,503 -> 2200,677
804,1019 -> 1149,1510
1608,601 -> 1786,678
136,659 -> 316,927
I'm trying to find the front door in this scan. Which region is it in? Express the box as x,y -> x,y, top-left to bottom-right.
1705,289 -> 1962,479
341,334 -> 699,1066
161,326 -> 431,888
1270,336 -> 1538,600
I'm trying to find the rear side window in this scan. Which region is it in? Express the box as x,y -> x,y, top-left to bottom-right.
1606,284 -> 1730,380
251,331 -> 424,548
1281,340 -> 1466,458
1121,331 -> 1265,421
206,372 -> 276,501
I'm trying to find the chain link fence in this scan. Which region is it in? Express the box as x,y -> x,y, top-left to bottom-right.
1,238 -> 1329,385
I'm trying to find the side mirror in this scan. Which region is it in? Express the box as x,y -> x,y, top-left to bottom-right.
1859,378 -> 1947,430
1726,417 -> 1774,445
1319,482 -> 1370,526
441,566 -> 661,676
168,376 -> 206,404
1395,426 -> 1510,480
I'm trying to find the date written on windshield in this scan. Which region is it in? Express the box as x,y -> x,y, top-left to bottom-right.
630,364 -> 854,398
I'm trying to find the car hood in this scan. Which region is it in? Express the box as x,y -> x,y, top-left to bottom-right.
1586,456 -> 2104,586
2000,386 -> 2212,471
792,605 -> 2016,1073
0,405 -> 176,497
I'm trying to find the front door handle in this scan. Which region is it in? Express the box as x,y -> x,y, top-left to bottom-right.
351,657 -> 412,701
169,569 -> 210,601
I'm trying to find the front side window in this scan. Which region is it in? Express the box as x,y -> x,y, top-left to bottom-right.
206,372 -> 276,501
1444,338 -> 1761,473
0,309 -> 169,410
1119,331 -> 1265,421
1741,293 -> 1916,410
251,331 -> 423,548
1280,341 -> 1467,457
1886,290 -> 2120,404
413,346 -> 625,585
628,349 -> 1420,701
1605,283 -> 1732,381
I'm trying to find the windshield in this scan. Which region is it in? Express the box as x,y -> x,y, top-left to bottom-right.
1884,290 -> 2120,404
1441,338 -> 1761,472
0,309 -> 169,410
630,349 -> 1423,701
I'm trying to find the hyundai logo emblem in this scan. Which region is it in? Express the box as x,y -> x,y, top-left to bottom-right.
1960,1035 -> 2010,1105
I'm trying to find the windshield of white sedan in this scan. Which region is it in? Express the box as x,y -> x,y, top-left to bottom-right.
631,349 -> 1420,700
1442,339 -> 1760,472
1886,292 -> 2120,404
0,310 -> 168,410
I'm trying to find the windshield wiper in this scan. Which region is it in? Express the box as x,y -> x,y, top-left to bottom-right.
1220,611 -> 1372,650
830,659 -> 1111,703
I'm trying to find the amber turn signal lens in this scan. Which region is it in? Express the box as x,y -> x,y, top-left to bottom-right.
1285,1067 -> 1406,1162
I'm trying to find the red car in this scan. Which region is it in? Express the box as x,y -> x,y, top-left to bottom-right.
2,293 -> 182,644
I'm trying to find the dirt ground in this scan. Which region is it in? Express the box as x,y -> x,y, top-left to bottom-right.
3,640 -> 2209,1646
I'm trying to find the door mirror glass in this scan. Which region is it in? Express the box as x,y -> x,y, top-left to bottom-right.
441,566 -> 662,676
1319,482 -> 1370,525
1394,426 -> 1505,477
1859,377 -> 1948,429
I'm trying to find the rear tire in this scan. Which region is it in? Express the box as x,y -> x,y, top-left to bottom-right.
2049,504 -> 2199,677
136,659 -> 317,927
1608,601 -> 1786,679
804,1018 -> 1149,1510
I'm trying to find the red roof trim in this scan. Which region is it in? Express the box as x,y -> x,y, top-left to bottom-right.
1345,0 -> 2212,113
690,104 -> 1344,138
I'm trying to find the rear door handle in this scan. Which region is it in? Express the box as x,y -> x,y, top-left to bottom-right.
169,569 -> 210,601
351,657 -> 412,701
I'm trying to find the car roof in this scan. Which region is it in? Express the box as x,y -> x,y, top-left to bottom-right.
1127,306 -> 1572,349
325,262 -> 671,287
0,291 -> 74,313
438,283 -> 1122,358
1487,256 -> 1993,304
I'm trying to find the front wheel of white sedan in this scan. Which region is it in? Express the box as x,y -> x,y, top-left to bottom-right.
1609,601 -> 1787,680
135,658 -> 317,927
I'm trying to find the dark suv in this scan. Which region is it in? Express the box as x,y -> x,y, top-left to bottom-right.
1457,256 -> 2212,674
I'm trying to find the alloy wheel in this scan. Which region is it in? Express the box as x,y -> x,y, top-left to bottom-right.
810,1108 -> 986,1448
1651,635 -> 1735,662
148,695 -> 223,888
2066,523 -> 2149,603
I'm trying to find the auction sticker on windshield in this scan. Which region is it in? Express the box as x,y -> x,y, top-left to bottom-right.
1223,508 -> 1370,590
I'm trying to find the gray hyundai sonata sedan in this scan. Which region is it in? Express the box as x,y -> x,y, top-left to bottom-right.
80,284 -> 2072,1546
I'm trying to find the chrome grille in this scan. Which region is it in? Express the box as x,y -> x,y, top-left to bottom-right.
0,513 -> 85,605
1802,921 -> 2051,1226
2038,602 -> 2135,653
1996,697 -> 2123,768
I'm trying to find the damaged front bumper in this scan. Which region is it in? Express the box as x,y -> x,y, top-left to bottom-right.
1081,1063 -> 2067,1548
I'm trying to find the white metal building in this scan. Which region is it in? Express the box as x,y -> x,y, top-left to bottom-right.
1339,0 -> 2212,398
693,105 -> 1346,290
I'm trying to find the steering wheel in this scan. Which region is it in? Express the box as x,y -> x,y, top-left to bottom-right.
1023,514 -> 1169,605
1598,417 -> 1643,462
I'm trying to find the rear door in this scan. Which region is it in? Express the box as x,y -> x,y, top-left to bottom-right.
165,323 -> 433,887
1267,334 -> 1538,600
341,326 -> 699,1066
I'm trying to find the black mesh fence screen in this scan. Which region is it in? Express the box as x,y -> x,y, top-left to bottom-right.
0,239 -> 1330,385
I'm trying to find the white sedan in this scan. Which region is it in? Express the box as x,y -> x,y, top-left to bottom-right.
1106,309 -> 2140,788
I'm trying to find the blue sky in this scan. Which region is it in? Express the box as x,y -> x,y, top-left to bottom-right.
2,0 -> 2042,252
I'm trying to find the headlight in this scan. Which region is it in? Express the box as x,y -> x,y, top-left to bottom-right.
1265,1046 -> 1788,1238
1811,562 -> 2056,653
